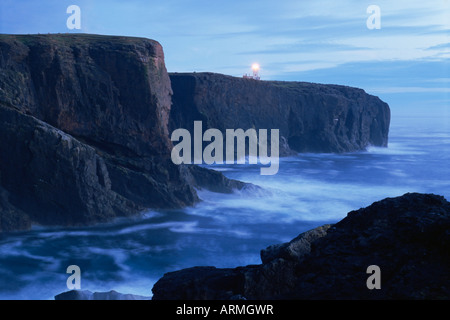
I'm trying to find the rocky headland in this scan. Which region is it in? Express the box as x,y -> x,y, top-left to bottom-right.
169,72 -> 390,155
0,33 -> 390,233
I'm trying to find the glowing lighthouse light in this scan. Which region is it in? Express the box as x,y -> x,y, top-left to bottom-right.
243,63 -> 261,80
252,63 -> 260,72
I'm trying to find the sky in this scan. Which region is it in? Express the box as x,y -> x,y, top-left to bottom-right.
0,0 -> 449,119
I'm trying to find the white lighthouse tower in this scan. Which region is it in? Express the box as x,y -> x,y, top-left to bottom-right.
243,63 -> 261,80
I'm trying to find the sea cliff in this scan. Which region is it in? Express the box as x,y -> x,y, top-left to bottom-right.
0,34 -> 243,231
0,34 -> 390,232
169,72 -> 390,155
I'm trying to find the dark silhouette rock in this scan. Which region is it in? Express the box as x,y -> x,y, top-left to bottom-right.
151,266 -> 248,300
152,193 -> 450,300
169,72 -> 390,154
260,224 -> 331,264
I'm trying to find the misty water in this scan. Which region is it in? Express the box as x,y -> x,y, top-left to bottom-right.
1,116 -> 449,300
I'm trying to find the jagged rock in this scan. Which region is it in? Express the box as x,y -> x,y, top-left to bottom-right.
179,165 -> 255,194
260,224 -> 331,264
152,193 -> 450,300
169,72 -> 390,154
290,192 -> 450,299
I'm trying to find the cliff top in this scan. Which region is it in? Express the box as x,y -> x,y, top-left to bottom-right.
0,33 -> 161,47
169,71 -> 369,95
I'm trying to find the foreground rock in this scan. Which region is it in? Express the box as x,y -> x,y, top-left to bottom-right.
152,193 -> 450,300
169,72 -> 391,155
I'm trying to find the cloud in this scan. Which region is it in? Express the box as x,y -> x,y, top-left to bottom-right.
427,42 -> 450,50
368,87 -> 450,94
165,0 -> 450,76
1,0 -> 449,95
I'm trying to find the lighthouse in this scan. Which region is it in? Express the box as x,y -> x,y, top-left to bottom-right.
243,63 -> 261,80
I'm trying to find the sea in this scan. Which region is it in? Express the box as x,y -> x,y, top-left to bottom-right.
1,116 -> 449,299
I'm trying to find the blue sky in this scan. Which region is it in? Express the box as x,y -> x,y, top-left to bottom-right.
1,0 -> 449,118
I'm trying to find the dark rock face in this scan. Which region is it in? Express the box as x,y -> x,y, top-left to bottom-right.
0,35 -> 243,232
0,184 -> 31,233
179,165 -> 255,194
151,266 -> 249,300
0,104 -> 140,229
152,193 -> 450,300
0,34 -> 172,157
260,224 -> 331,264
169,72 -> 390,154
